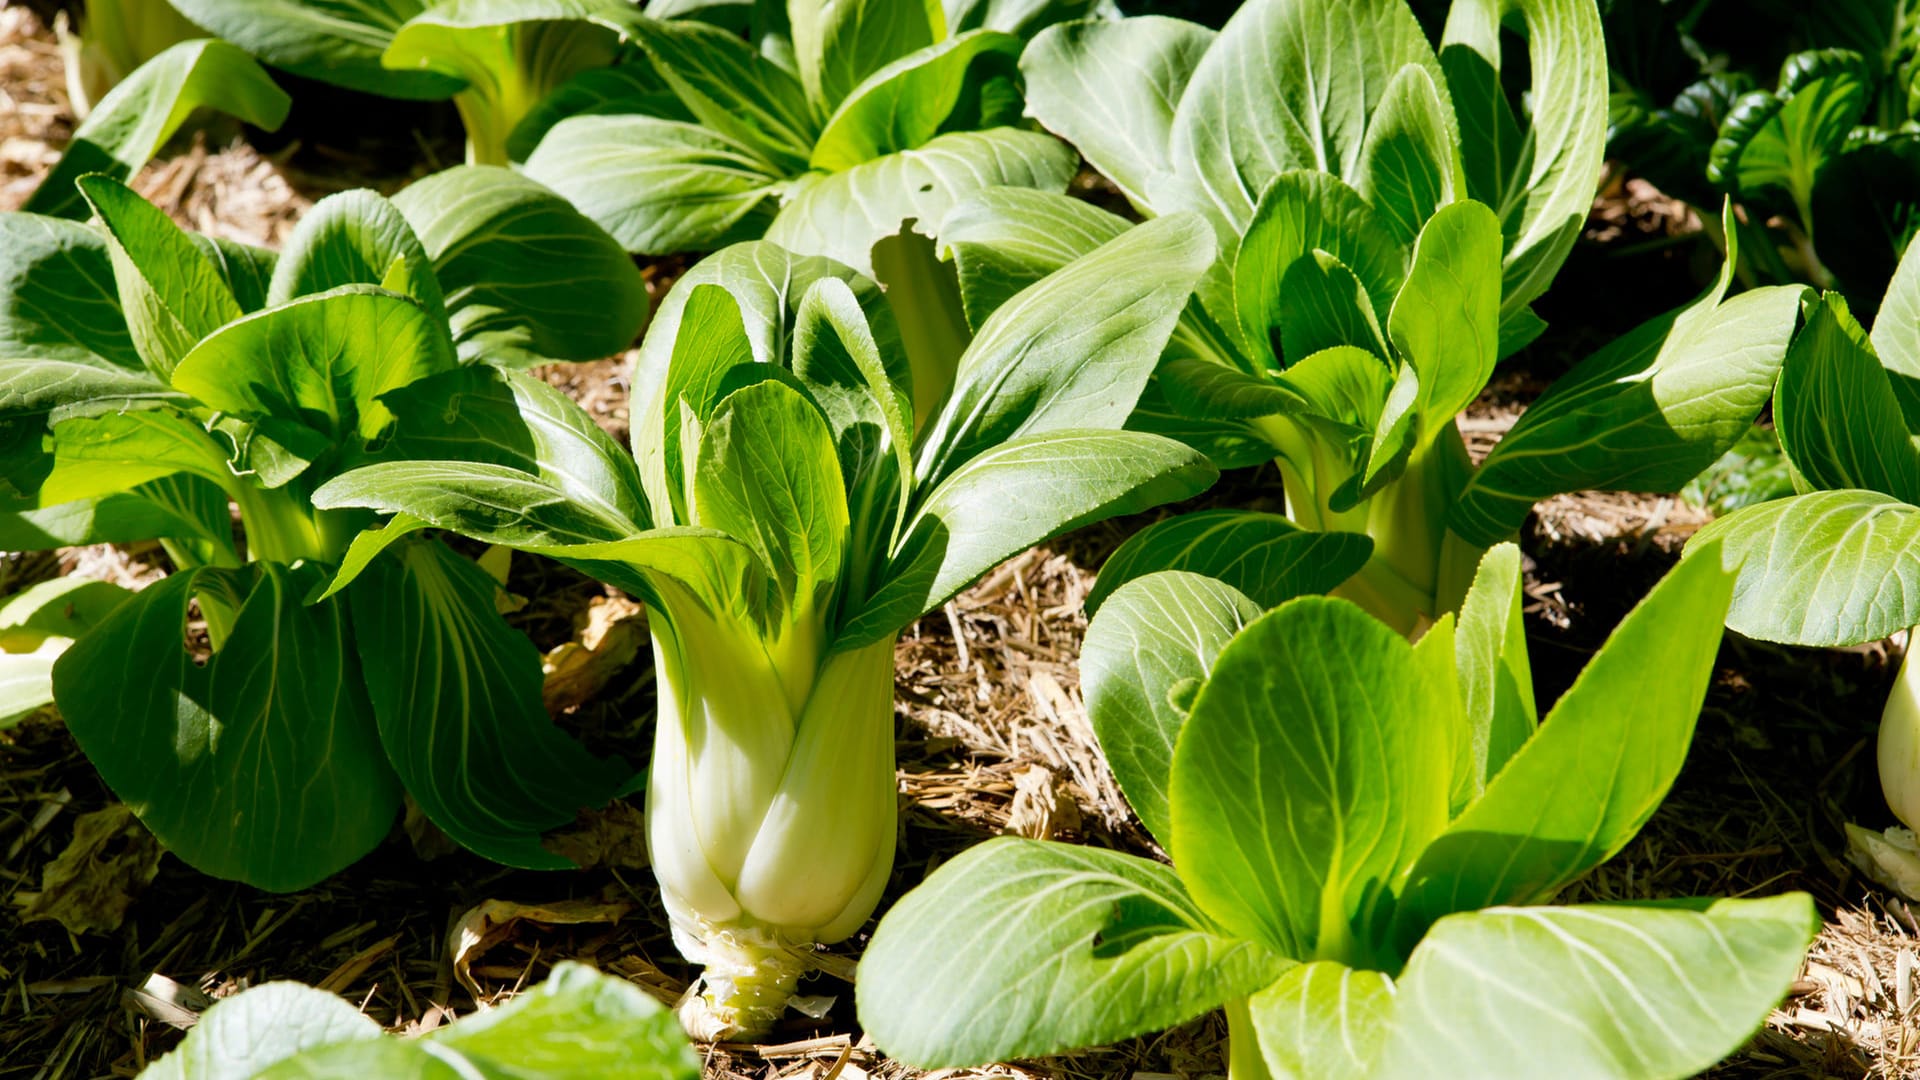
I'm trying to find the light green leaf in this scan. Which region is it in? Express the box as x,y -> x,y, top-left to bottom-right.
630,242 -> 897,519
1274,251 -> 1390,365
419,961 -> 699,1079
25,40 -> 290,220
811,30 -> 1021,170
1233,172 -> 1404,367
1774,293 -> 1920,502
1387,200 -> 1501,445
0,576 -> 132,727
1081,570 -> 1262,846
1373,896 -> 1819,1080
1393,548 -> 1735,942
507,63 -> 690,162
1158,0 -> 1444,238
763,126 -> 1077,277
38,407 -> 235,506
380,0 -> 626,165
790,0 -> 940,112
311,460 -> 640,549
694,378 -> 849,610
856,836 -> 1294,1068
1870,232 -> 1920,413
0,213 -> 137,367
0,476 -> 233,556
842,430 -> 1215,648
171,285 -> 457,455
268,189 -> 446,324
53,565 -> 401,891
200,235 -> 280,313
137,981 -> 384,1080
1354,63 -> 1462,248
390,165 -> 649,365
935,187 -> 1127,329
1248,961 -> 1396,1080
1171,597 -> 1450,965
349,538 -> 630,869
621,13 -> 817,171
1691,490 -> 1920,647
1019,16 -> 1216,212
523,115 -> 782,256
79,175 -> 241,380
1451,262 -> 1805,548
1451,543 -> 1536,802
166,0 -> 459,99
378,366 -> 650,530
1087,509 -> 1372,615
1440,0 -> 1607,316
915,212 -> 1215,487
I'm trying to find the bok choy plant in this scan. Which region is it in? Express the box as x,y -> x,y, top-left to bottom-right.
310,212 -> 1222,1039
517,0 -> 1102,420
164,0 -> 652,165
930,0 -> 1810,633
1688,240 -> 1920,893
0,168 -> 648,891
858,544 -> 1819,1079
137,962 -> 699,1078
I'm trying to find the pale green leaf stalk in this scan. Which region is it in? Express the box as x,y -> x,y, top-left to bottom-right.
55,0 -> 206,118
313,216 -> 1221,1039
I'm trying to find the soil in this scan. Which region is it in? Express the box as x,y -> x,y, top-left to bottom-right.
0,7 -> 1912,1079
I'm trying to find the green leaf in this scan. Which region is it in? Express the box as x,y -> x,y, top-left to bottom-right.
856,836 -> 1294,1068
523,115 -> 783,256
621,13 -> 817,171
418,961 -> 699,1079
1087,509 -> 1372,615
1373,896 -> 1819,1080
1081,570 -> 1262,846
1386,200 -> 1501,445
378,366 -> 650,529
1171,597 -> 1450,964
1691,490 -> 1920,647
171,285 -> 457,459
1393,548 -> 1735,941
1233,172 -> 1404,367
1451,543 -> 1536,802
1248,962 -> 1396,1080
380,0 -> 626,165
843,430 -> 1215,647
1019,16 -> 1215,212
763,127 -> 1077,277
694,378 -> 849,610
390,165 -> 650,365
1440,0 -> 1607,316
268,190 -> 446,324
936,187 -> 1128,329
790,0 -> 940,112
1159,0 -> 1443,237
52,565 -> 401,891
629,242 -> 897,518
349,538 -> 630,869
1708,50 -> 1870,220
507,63 -> 690,162
166,0 -> 460,99
0,476 -> 233,555
0,214 -> 138,367
79,175 -> 242,380
24,40 -> 291,220
811,30 -> 1021,170
1775,293 -> 1920,502
137,981 -> 384,1080
1354,63 -> 1463,248
0,576 -> 132,727
200,235 -> 280,313
37,407 -> 234,506
942,0 -> 1099,36
915,212 -> 1216,487
1451,258 -> 1806,547
1871,229 -> 1920,409
312,460 -> 640,549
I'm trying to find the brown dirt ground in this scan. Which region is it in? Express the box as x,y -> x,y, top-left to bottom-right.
1,6 -> 1913,1078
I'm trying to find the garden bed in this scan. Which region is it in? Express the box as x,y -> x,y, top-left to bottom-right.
0,4 -> 1913,1078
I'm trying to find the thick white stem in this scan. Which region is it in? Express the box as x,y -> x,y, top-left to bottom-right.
1881,641 -> 1920,831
